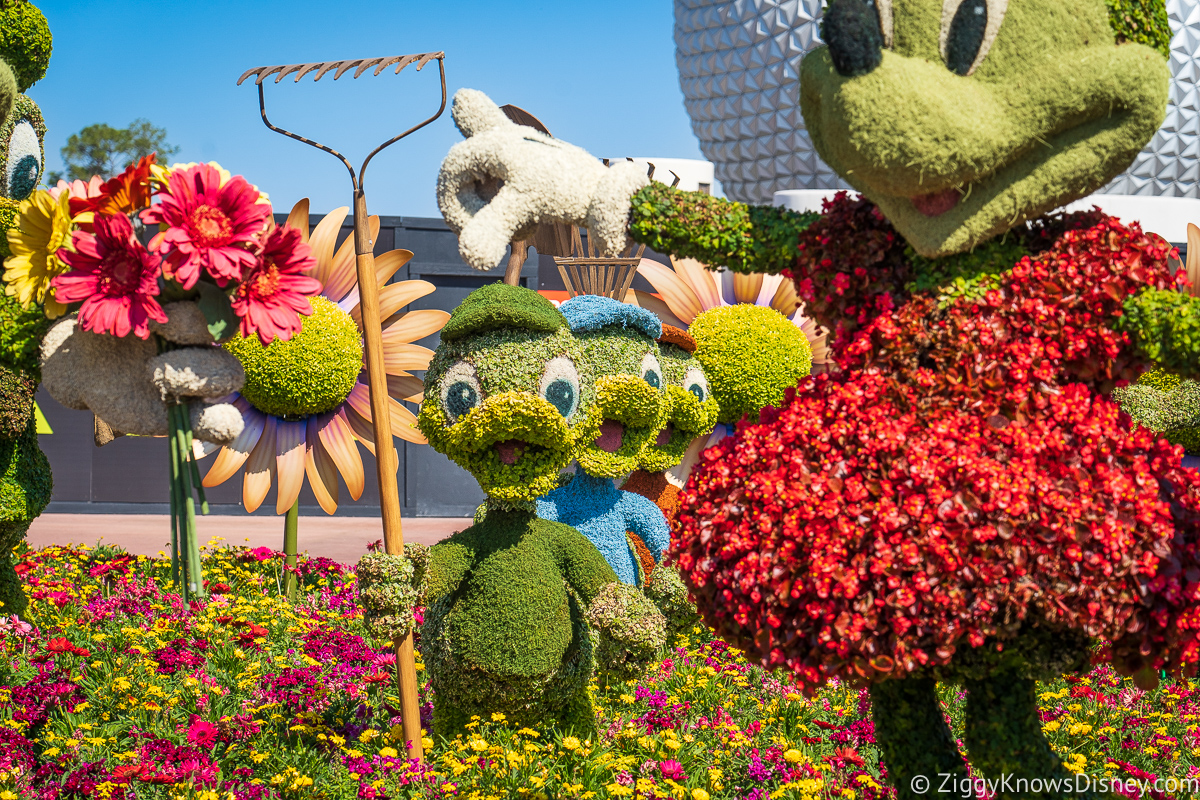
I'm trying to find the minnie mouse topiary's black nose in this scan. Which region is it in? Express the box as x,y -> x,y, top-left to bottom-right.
821,0 -> 884,78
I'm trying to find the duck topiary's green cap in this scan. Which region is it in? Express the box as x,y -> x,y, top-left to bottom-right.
440,282 -> 567,342
0,1 -> 52,93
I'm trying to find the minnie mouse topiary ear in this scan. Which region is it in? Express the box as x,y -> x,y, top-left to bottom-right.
0,1 -> 52,93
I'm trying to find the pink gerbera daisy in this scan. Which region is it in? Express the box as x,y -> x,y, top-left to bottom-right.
231,224 -> 322,345
144,163 -> 270,289
52,213 -> 167,339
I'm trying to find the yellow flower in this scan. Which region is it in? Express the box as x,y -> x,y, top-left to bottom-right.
692,791 -> 711,800
378,747 -> 398,758
3,189 -> 71,318
491,712 -> 507,722
784,748 -> 805,763
562,736 -> 581,751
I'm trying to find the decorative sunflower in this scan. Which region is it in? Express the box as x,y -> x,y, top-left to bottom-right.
203,199 -> 448,514
629,256 -> 829,366
2,188 -> 71,317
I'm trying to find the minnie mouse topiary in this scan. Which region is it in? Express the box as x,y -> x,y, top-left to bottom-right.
435,0 -> 1194,793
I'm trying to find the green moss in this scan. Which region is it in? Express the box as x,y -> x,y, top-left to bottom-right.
0,61 -> 13,127
0,290 -> 48,378
0,414 -> 51,617
0,1 -> 52,92
1112,367 -> 1200,454
870,678 -> 971,800
905,236 -> 1028,308
0,363 -> 34,439
421,506 -> 621,737
225,297 -> 362,418
440,282 -> 566,342
628,182 -> 817,275
356,543 -> 429,641
1106,0 -> 1171,59
690,304 -> 812,424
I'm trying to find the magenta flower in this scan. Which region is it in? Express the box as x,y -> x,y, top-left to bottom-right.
144,163 -> 270,289
52,213 -> 167,339
187,716 -> 219,748
230,224 -> 321,345
659,759 -> 686,781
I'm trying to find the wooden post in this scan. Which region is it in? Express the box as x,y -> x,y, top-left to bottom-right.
504,239 -> 528,286
352,188 -> 425,762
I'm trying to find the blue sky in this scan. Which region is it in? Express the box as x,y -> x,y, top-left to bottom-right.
31,0 -> 706,219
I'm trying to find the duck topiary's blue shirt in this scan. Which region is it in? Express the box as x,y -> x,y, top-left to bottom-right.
536,472 -> 670,585
558,295 -> 662,339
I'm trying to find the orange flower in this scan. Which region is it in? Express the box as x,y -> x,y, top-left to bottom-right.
69,154 -> 158,227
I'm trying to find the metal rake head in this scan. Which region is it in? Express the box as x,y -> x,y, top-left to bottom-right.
237,51 -> 447,194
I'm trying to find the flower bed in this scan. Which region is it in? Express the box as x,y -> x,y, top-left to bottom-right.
0,543 -> 1196,799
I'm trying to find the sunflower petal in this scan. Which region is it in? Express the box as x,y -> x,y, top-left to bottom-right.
305,421 -> 340,514
389,398 -> 426,445
380,308 -> 450,345
275,419 -> 307,515
345,404 -> 377,456
324,216 -> 382,304
637,259 -> 704,323
348,275 -> 431,326
672,256 -> 722,312
202,400 -> 262,488
381,343 -> 436,373
627,290 -> 688,331
243,416 -> 278,513
309,206 -> 350,289
733,271 -> 764,305
386,373 -> 425,403
769,275 -> 802,316
287,199 -> 310,242
317,409 -> 366,501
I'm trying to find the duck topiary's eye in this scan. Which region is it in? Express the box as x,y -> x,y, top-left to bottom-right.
641,353 -> 663,391
4,120 -> 41,201
940,0 -> 1007,76
540,356 -> 580,420
684,367 -> 709,404
441,361 -> 483,424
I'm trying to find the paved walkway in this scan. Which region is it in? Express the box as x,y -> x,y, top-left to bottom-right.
26,514 -> 470,565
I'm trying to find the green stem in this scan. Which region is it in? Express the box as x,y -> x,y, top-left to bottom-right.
181,407 -> 209,515
173,404 -> 204,601
282,499 -> 299,602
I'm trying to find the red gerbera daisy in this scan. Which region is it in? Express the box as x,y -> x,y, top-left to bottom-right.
52,213 -> 167,339
231,224 -> 321,345
143,163 -> 270,289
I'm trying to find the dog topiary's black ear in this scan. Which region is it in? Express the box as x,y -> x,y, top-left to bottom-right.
821,0 -> 884,77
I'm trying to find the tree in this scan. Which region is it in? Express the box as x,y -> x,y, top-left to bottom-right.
48,119 -> 179,184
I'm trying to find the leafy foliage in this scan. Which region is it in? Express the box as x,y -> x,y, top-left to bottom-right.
1106,0 -> 1171,59
628,182 -> 817,276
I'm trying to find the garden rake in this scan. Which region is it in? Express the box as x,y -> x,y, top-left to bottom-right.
237,51 -> 447,762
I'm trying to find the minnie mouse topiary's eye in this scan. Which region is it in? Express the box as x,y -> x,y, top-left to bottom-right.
441,361 -> 483,423
684,367 -> 709,404
540,356 -> 580,420
641,353 -> 663,391
5,120 -> 41,201
940,0 -> 1007,76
